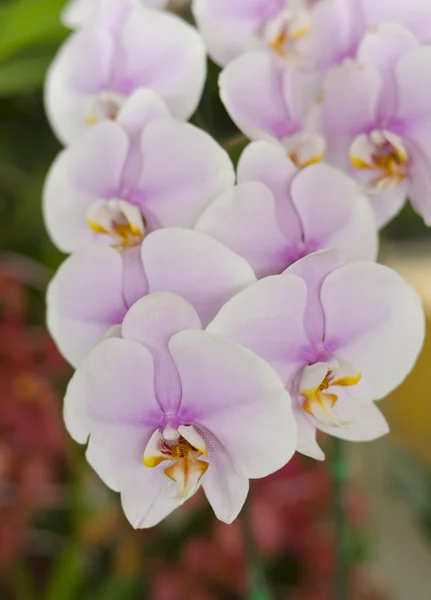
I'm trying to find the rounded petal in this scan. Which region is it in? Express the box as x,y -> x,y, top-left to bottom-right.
237,141 -> 301,241
208,275 -> 309,386
219,51 -> 293,142
200,427 -> 249,524
396,46 -> 431,121
45,27 -> 114,144
121,246 -> 149,308
171,330 -> 297,479
285,250 -> 345,349
43,121 -> 129,253
121,293 -> 202,413
135,119 -> 235,228
321,262 -> 425,399
369,184 -> 408,228
116,89 -> 170,139
64,336 -> 161,443
291,164 -> 379,262
361,0 -> 431,44
142,228 -> 256,326
47,246 -> 128,368
196,182 -> 291,278
293,403 -> 325,461
356,23 -> 418,118
318,60 -> 381,164
118,7 -> 206,120
192,0 -> 279,66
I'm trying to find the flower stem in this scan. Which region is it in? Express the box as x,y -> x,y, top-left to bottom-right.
332,437 -> 350,600
242,499 -> 273,600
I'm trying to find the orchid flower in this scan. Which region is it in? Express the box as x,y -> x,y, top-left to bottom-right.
64,292 -> 297,527
193,0 -> 362,70
46,3 -> 206,144
208,250 -> 425,459
315,23 -> 431,226
43,90 -> 234,253
47,228 -> 256,367
196,141 -> 378,278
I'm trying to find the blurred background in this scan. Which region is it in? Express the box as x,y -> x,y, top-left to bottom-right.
0,0 -> 431,598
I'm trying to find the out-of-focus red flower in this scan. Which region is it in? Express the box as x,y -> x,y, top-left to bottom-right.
0,264 -> 67,570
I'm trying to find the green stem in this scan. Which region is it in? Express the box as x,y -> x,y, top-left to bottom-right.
242,499 -> 273,600
332,437 -> 350,600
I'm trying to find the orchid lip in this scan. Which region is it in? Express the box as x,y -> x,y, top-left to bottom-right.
86,198 -> 145,249
264,7 -> 312,59
143,425 -> 208,502
299,358 -> 362,427
349,130 -> 409,192
84,91 -> 127,125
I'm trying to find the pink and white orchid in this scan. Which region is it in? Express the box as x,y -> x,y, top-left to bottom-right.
208,250 -> 425,459
46,3 -> 206,144
47,228 -> 256,367
315,23 -> 431,226
64,292 -> 297,527
61,0 -> 169,29
43,90 -> 234,253
196,141 -> 378,277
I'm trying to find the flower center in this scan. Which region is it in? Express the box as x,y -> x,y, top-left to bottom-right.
349,130 -> 408,192
143,425 -> 208,502
299,358 -> 361,427
84,91 -> 126,125
86,198 -> 145,249
284,132 -> 326,168
264,6 -> 312,59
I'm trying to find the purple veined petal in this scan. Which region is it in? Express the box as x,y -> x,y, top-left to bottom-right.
121,293 -> 202,413
170,330 -> 297,479
43,121 -> 129,253
290,164 -> 379,262
64,336 -> 161,443
313,389 -> 390,442
142,228 -> 256,326
134,119 -> 235,229
47,246 -> 134,368
285,249 -> 344,351
292,402 -> 325,461
45,26 -> 115,145
237,141 -> 302,242
219,51 -> 295,143
321,261 -> 425,400
117,7 -> 206,120
192,0 -> 283,66
317,60 -> 381,164
199,426 -> 249,524
356,23 -> 418,120
120,461 -> 180,528
207,274 -> 310,387
195,182 -> 293,278
361,0 -> 431,44
395,46 -> 431,122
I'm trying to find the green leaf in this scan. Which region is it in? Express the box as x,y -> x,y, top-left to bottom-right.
0,54 -> 52,96
0,0 -> 68,61
45,541 -> 87,600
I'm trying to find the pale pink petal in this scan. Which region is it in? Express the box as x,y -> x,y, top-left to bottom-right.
396,46 -> 431,121
207,275 -> 309,386
195,182 -> 292,278
293,403 -> 325,460
219,51 -> 294,142
135,119 -> 235,228
121,293 -> 202,413
64,337 -> 161,443
285,250 -> 344,349
47,247 -> 128,368
321,262 -> 425,399
142,228 -> 256,326
290,164 -> 378,262
170,330 -> 297,478
361,0 -> 431,44
43,121 -> 129,253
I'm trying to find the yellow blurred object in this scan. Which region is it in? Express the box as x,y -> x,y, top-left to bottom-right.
381,247 -> 431,465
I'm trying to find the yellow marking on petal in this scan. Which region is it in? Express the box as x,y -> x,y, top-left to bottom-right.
332,372 -> 362,387
350,155 -> 373,170
164,457 -> 208,499
290,149 -> 325,169
143,454 -> 169,468
85,115 -> 98,126
87,218 -> 110,234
